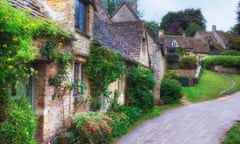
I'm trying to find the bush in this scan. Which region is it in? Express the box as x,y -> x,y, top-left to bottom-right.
70,112 -> 112,144
106,112 -> 129,138
160,79 -> 182,104
221,50 -> 240,56
164,71 -> 179,80
201,56 -> 240,69
0,97 -> 37,144
126,66 -> 155,113
180,56 -> 197,69
166,53 -> 180,62
177,76 -> 189,86
113,105 -> 142,124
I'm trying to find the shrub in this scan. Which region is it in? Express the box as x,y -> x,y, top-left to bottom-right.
160,79 -> 182,104
0,97 -> 37,144
166,53 -> 180,62
126,66 -> 155,113
106,112 -> 129,138
113,105 -> 142,124
221,50 -> 240,56
201,56 -> 240,69
177,76 -> 189,86
164,71 -> 179,80
70,112 -> 112,144
180,56 -> 197,69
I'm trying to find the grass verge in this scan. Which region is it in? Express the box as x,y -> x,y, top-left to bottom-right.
183,70 -> 232,102
224,74 -> 240,94
222,121 -> 240,144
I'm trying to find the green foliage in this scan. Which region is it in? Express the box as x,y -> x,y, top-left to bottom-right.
222,50 -> 240,56
145,21 -> 160,38
160,79 -> 182,104
106,112 -> 129,138
112,105 -> 142,125
185,23 -> 203,37
180,55 -> 197,69
126,66 -> 155,112
0,97 -> 37,144
0,1 -> 73,141
70,112 -> 112,144
85,45 -> 125,109
164,71 -> 179,80
222,122 -> 240,144
183,70 -> 232,102
201,56 -> 240,69
229,34 -> 240,50
166,53 -> 180,62
160,8 -> 206,35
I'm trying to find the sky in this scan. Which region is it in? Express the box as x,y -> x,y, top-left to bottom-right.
137,0 -> 239,32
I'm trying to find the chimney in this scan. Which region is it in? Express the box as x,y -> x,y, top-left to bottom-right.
212,25 -> 216,32
182,33 -> 186,37
158,30 -> 164,37
127,2 -> 137,13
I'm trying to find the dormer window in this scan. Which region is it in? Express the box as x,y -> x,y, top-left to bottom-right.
75,0 -> 87,32
171,40 -> 178,48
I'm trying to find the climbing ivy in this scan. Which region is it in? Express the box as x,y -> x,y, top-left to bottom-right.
85,45 -> 125,110
0,1 -> 73,143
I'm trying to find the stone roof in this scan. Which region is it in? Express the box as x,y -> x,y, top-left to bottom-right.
195,30 -> 230,50
94,1 -> 139,63
109,21 -> 144,59
8,0 -> 47,18
159,35 -> 209,54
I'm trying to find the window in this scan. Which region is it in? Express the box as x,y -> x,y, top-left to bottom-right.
171,40 -> 178,48
73,63 -> 86,96
75,0 -> 87,32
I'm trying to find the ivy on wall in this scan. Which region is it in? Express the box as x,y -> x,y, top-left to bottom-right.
85,44 -> 125,110
0,1 -> 73,143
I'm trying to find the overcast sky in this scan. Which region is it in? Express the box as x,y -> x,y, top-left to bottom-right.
137,0 -> 239,32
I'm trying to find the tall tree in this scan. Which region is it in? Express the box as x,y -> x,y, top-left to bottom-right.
160,8 -> 206,36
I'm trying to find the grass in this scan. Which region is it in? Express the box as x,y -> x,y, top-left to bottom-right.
132,104 -> 182,127
183,70 -> 232,102
224,74 -> 240,94
222,121 -> 240,144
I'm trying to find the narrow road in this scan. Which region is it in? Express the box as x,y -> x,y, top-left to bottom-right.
115,92 -> 240,144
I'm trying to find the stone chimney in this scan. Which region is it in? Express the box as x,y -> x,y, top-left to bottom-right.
182,33 -> 186,37
212,25 -> 216,32
158,30 -> 164,37
127,2 -> 137,13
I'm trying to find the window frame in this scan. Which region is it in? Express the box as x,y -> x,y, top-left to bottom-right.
75,0 -> 88,33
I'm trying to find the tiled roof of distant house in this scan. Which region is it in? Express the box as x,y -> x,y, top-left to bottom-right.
159,35 -> 209,54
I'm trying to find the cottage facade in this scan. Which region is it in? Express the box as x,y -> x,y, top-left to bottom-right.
94,1 -> 166,103
9,0 -> 95,143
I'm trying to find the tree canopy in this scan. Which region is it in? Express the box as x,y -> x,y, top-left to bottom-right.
160,8 -> 206,36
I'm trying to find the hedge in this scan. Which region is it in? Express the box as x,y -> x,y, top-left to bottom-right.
201,56 -> 240,69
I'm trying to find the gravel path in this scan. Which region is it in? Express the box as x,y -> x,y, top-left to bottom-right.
115,92 -> 240,144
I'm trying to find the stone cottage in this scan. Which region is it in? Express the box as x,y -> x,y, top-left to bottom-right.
194,25 -> 230,53
9,0 -> 96,143
159,34 -> 209,61
94,1 -> 166,103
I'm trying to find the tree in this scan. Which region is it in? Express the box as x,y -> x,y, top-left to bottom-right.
145,21 -> 160,38
101,0 -> 138,14
185,23 -> 203,37
160,8 -> 206,36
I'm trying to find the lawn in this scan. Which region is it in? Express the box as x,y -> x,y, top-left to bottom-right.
183,70 -> 232,102
222,121 -> 240,144
224,74 -> 240,94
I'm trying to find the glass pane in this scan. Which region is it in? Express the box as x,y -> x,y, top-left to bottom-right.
75,0 -> 80,27
73,63 -> 79,95
79,1 -> 86,31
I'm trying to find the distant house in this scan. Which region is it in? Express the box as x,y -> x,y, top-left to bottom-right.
94,1 -> 166,103
194,25 -> 230,53
159,34 -> 209,60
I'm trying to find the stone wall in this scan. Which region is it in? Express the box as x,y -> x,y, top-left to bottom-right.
214,65 -> 240,74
